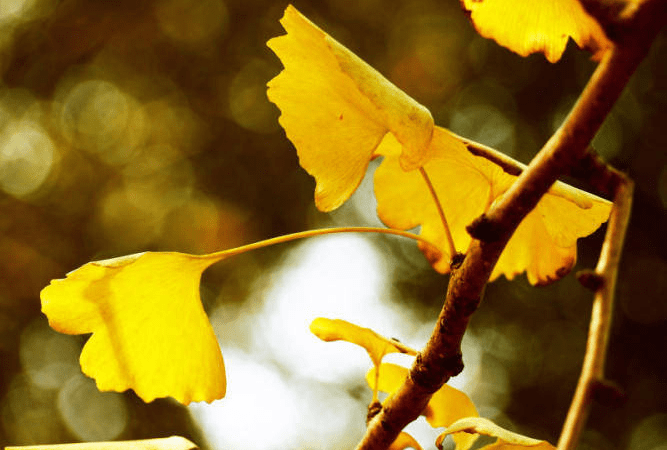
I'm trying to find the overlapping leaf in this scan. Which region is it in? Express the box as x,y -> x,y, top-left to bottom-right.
267,5 -> 434,212
367,363 -> 479,450
267,5 -> 612,285
41,252 -> 227,404
436,417 -> 556,450
373,131 -> 612,284
460,0 -> 612,62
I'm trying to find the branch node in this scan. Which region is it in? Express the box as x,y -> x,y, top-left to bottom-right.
450,252 -> 465,269
412,352 -> 464,392
591,378 -> 626,407
577,269 -> 605,291
367,401 -> 382,424
466,214 -> 503,242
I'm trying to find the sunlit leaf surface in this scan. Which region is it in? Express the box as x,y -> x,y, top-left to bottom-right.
5,437 -> 198,450
374,131 -> 612,284
461,0 -> 612,62
267,6 -> 612,285
40,252 -> 226,404
367,363 -> 479,450
310,318 -> 416,369
436,417 -> 556,449
267,5 -> 434,211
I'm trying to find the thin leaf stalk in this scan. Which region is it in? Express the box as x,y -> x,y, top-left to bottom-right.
419,167 -> 458,258
199,226 -> 441,262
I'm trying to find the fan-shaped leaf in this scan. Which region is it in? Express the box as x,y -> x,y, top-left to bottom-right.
461,0 -> 612,62
267,5 -> 434,211
41,252 -> 226,404
374,131 -> 612,284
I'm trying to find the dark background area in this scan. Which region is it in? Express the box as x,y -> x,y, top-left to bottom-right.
0,0 -> 665,449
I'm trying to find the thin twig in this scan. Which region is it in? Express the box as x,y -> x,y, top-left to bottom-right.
355,1 -> 664,448
557,158 -> 633,450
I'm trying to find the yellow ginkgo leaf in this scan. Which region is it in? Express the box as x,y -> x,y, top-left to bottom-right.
461,0 -> 612,63
267,5 -> 434,212
367,363 -> 479,450
266,6 -> 612,284
436,417 -> 556,450
40,252 -> 227,404
5,436 -> 198,450
310,317 -> 417,369
374,129 -> 493,269
374,130 -> 612,284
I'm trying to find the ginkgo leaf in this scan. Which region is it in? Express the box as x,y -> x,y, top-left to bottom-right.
367,363 -> 479,450
267,5 -> 434,211
461,0 -> 612,63
310,317 -> 417,369
373,129 -> 493,269
373,130 -> 612,285
40,252 -> 227,404
436,417 -> 556,450
5,437 -> 198,450
266,6 -> 612,284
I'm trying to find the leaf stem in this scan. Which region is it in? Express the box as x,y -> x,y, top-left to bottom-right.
202,226 -> 442,262
419,167 -> 458,259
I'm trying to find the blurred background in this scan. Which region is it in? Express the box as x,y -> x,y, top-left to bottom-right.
0,0 -> 665,449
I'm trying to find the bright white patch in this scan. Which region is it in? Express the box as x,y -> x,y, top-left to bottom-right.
189,349 -> 300,450
251,234 -> 413,383
196,233 -> 481,449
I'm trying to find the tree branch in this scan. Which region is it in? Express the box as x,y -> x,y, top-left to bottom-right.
355,2 -> 664,449
557,155 -> 633,450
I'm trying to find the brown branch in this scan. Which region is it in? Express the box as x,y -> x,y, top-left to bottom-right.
355,2 -> 664,449
557,157 -> 633,450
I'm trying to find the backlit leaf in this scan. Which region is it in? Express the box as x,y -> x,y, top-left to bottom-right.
267,5 -> 434,211
267,6 -> 612,285
374,131 -> 612,284
373,129 -> 492,270
40,252 -> 227,404
367,363 -> 479,450
436,417 -> 556,449
5,437 -> 198,450
461,0 -> 612,62
310,318 -> 417,369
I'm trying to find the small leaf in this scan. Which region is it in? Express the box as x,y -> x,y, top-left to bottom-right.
374,131 -> 612,284
436,417 -> 556,449
310,318 -> 417,368
367,363 -> 479,450
41,252 -> 227,404
461,0 -> 612,63
267,5 -> 434,211
5,436 -> 198,450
